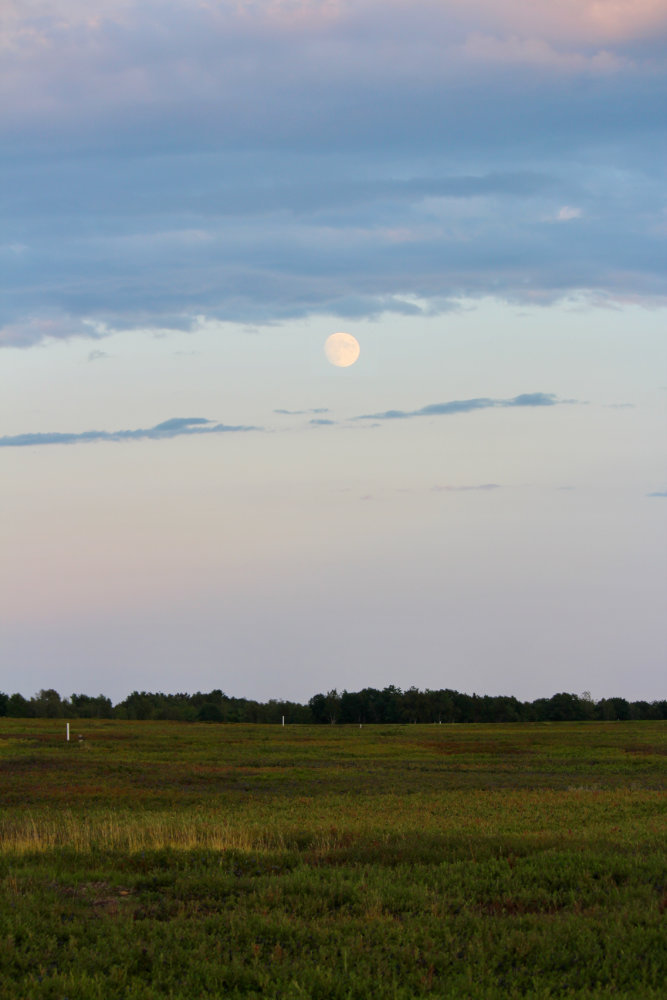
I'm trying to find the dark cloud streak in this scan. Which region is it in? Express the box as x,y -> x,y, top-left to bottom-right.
353,393 -> 564,421
274,408 -> 329,416
431,484 -> 501,492
0,395 -> 575,448
0,417 -> 259,449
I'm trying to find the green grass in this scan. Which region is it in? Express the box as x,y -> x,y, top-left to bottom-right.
0,720 -> 665,997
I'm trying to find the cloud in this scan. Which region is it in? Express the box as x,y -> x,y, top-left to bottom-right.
4,141 -> 665,346
431,483 -> 501,492
0,314 -> 94,348
0,417 -> 259,448
274,408 -> 329,415
0,395 -> 573,449
353,392 -> 565,421
556,206 -> 582,221
1,1 -> 665,346
647,491 -> 667,497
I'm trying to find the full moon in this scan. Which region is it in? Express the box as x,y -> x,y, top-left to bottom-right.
324,331 -> 360,367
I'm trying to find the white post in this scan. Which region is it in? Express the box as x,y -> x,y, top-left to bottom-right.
282,715 -> 285,727
66,722 -> 70,742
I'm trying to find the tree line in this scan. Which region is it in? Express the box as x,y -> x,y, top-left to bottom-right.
0,686 -> 665,724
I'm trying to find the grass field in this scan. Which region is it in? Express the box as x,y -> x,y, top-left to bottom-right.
0,719 -> 665,998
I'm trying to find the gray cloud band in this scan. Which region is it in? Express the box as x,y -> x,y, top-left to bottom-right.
353,393 -> 566,421
1,2 -> 665,347
0,418 -> 258,448
0,395 -> 573,447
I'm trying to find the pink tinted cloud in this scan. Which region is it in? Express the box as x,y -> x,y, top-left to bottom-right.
462,32 -> 632,74
228,0 -> 667,45
1,1 -> 662,116
444,0 -> 667,45
3,1 -> 665,60
0,315 -> 88,348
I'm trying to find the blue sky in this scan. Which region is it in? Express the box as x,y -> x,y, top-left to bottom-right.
1,1 -> 665,702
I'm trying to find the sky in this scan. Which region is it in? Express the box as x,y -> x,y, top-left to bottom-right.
1,0 -> 666,704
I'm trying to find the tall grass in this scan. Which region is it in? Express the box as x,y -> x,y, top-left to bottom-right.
1,786 -> 663,854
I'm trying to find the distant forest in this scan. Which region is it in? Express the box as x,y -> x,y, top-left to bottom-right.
1,687 -> 665,724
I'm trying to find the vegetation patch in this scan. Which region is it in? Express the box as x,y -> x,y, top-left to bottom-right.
0,720 -> 665,998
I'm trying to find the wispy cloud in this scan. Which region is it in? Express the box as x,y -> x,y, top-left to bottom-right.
0,417 -> 259,449
647,491 -> 667,497
431,483 -> 501,492
0,394 -> 574,448
275,408 -> 329,416
555,205 -> 582,221
353,393 -> 567,421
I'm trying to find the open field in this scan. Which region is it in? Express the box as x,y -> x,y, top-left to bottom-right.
0,720 -> 665,998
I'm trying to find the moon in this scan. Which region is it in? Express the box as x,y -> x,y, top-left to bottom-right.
324,332 -> 360,368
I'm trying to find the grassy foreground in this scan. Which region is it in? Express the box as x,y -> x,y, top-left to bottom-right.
0,720 -> 665,998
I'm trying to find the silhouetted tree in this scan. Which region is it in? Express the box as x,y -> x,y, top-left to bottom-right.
1,683 -> 660,725
197,702 -> 224,722
32,689 -> 66,718
598,697 -> 631,721
339,690 -> 365,724
70,693 -> 113,718
544,692 -> 587,722
6,693 -> 34,717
